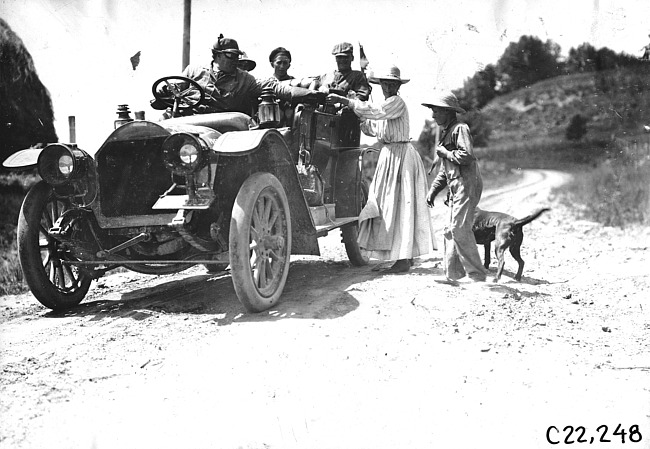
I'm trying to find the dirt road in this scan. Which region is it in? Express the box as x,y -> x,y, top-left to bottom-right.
1,169 -> 649,449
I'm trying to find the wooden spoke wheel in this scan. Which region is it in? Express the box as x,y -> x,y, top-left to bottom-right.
229,173 -> 291,312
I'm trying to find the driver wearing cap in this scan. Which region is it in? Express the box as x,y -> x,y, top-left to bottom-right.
164,36 -> 323,116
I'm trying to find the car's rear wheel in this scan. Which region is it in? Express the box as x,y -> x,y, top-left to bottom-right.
341,179 -> 369,266
229,173 -> 291,312
17,181 -> 92,310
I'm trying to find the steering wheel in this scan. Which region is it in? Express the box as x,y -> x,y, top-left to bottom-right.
151,76 -> 205,116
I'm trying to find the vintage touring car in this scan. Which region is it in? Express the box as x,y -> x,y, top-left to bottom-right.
4,76 -> 372,312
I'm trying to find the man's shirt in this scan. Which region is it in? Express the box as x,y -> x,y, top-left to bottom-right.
317,69 -> 371,101
182,62 -> 298,115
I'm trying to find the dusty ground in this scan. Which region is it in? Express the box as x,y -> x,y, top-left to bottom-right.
1,169 -> 649,449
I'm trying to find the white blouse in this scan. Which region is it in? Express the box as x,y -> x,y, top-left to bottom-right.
349,95 -> 410,144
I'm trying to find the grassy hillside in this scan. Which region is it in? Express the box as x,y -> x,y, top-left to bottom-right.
484,64 -> 650,147
479,63 -> 650,226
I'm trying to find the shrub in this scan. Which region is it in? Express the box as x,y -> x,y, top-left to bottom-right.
566,114 -> 588,140
0,172 -> 37,296
462,110 -> 492,147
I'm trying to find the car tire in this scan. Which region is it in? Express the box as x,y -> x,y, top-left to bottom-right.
341,179 -> 369,266
17,181 -> 92,310
229,173 -> 291,313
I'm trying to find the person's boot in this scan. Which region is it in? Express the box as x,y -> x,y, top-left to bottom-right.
383,259 -> 410,273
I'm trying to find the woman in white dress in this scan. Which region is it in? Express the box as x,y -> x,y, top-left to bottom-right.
326,65 -> 436,273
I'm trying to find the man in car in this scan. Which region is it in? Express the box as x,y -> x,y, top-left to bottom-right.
312,42 -> 371,101
156,36 -> 323,117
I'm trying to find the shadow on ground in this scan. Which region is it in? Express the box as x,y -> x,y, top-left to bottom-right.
43,259 -> 377,324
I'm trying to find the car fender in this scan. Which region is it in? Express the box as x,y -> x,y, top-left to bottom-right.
2,147 -> 44,169
213,128 -> 319,256
213,128 -> 280,156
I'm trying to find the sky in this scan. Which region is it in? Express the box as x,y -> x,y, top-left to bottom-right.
2,0 -> 650,149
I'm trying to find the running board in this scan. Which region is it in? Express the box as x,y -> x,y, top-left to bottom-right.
315,217 -> 358,237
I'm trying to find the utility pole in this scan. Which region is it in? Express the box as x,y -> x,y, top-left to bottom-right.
182,0 -> 191,70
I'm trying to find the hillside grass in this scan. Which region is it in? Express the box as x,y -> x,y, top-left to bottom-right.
559,135 -> 650,227
480,63 -> 650,227
484,64 -> 650,142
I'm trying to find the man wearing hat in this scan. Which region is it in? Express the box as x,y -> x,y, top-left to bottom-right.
268,47 -> 294,82
265,46 -> 298,126
166,36 -> 322,116
313,42 -> 370,101
423,92 -> 487,283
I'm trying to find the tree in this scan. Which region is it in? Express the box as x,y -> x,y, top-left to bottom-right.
0,18 -> 57,161
454,64 -> 497,111
565,43 -> 641,75
496,35 -> 562,93
565,43 -> 598,73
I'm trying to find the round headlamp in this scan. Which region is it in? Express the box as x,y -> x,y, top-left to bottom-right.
58,154 -> 74,175
179,144 -> 199,165
38,144 -> 89,186
162,133 -> 206,175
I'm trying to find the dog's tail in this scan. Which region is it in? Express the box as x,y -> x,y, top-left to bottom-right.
514,208 -> 550,229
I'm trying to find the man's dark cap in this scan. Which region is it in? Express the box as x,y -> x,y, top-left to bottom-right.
269,47 -> 292,63
332,42 -> 353,56
212,37 -> 243,55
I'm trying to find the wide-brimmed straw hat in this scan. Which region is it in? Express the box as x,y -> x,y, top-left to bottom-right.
421,91 -> 466,113
238,52 -> 256,71
368,65 -> 410,84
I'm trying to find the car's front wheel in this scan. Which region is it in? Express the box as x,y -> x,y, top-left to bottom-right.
229,173 -> 291,312
17,181 -> 92,310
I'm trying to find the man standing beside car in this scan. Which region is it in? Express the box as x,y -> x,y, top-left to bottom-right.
312,42 -> 371,101
424,92 -> 487,284
155,36 -> 323,117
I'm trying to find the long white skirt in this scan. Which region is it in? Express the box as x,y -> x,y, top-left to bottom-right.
357,142 -> 437,261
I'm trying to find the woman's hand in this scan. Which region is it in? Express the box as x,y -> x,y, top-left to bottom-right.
326,93 -> 349,106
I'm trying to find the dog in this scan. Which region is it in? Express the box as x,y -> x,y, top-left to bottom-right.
472,207 -> 550,282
